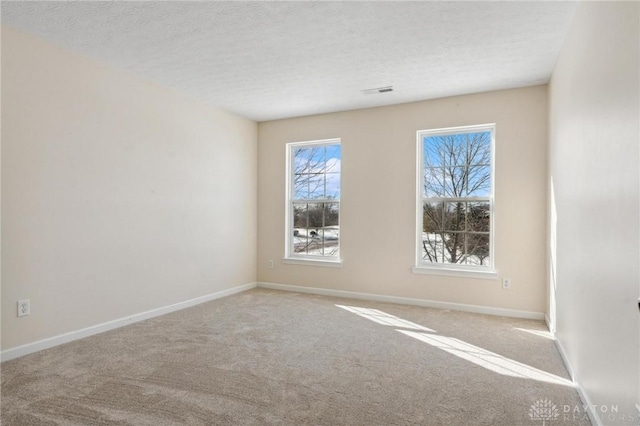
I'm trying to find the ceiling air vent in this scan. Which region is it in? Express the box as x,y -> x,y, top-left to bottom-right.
362,86 -> 394,95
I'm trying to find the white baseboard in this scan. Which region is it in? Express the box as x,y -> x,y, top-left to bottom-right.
553,336 -> 602,426
1,282 -> 257,362
257,282 -> 545,320
544,314 -> 551,331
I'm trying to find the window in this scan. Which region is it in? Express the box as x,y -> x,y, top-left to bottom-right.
285,139 -> 341,264
415,124 -> 495,275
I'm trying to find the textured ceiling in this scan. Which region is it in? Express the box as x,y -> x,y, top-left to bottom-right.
2,1 -> 577,122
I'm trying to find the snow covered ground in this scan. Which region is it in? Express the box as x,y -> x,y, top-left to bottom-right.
293,226 -> 339,257
421,232 -> 490,266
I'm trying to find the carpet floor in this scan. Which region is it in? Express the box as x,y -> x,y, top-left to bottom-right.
1,288 -> 591,425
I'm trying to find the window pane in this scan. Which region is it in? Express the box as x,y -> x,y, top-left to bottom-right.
292,203 -> 308,254
422,232 -> 442,263
324,203 -> 339,227
293,203 -> 308,228
442,166 -> 467,197
467,202 -> 490,232
423,137 -> 443,168
326,146 -> 341,172
326,172 -> 340,199
423,167 -> 445,197
308,174 -> 325,199
442,232 -> 465,264
324,204 -> 340,257
307,147 -> 326,172
467,165 -> 491,197
307,203 -> 324,228
325,145 -> 341,198
466,132 -> 491,166
294,147 -> 324,199
294,175 -> 309,199
423,202 -> 444,232
465,233 -> 490,266
441,134 -> 467,167
305,228 -> 322,255
293,232 -> 308,254
294,147 -> 308,172
443,202 -> 465,232
325,232 -> 340,257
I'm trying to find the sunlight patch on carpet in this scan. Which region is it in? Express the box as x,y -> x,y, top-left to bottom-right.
335,305 -> 434,332
337,304 -> 573,388
398,330 -> 574,387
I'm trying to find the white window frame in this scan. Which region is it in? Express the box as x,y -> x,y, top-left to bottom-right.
413,124 -> 497,280
284,138 -> 342,267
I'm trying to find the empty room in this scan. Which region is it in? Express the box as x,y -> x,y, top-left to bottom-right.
1,1 -> 638,425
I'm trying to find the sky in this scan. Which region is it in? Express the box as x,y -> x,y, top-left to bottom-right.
422,132 -> 491,198
293,144 -> 341,199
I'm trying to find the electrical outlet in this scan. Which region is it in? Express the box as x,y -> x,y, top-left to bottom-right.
502,278 -> 511,289
268,259 -> 274,269
17,299 -> 30,317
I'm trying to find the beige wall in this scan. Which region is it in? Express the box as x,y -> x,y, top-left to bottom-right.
1,27 -> 258,350
258,86 -> 548,313
548,2 -> 639,422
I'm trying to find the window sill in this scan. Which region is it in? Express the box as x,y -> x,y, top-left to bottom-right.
283,257 -> 343,268
412,265 -> 498,280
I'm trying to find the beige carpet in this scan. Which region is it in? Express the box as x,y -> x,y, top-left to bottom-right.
1,288 -> 591,425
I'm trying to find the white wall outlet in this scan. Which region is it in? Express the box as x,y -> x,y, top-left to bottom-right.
17,299 -> 30,317
268,259 -> 274,269
502,278 -> 512,289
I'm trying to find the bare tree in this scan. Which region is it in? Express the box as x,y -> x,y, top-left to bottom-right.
422,132 -> 491,265
293,147 -> 326,199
